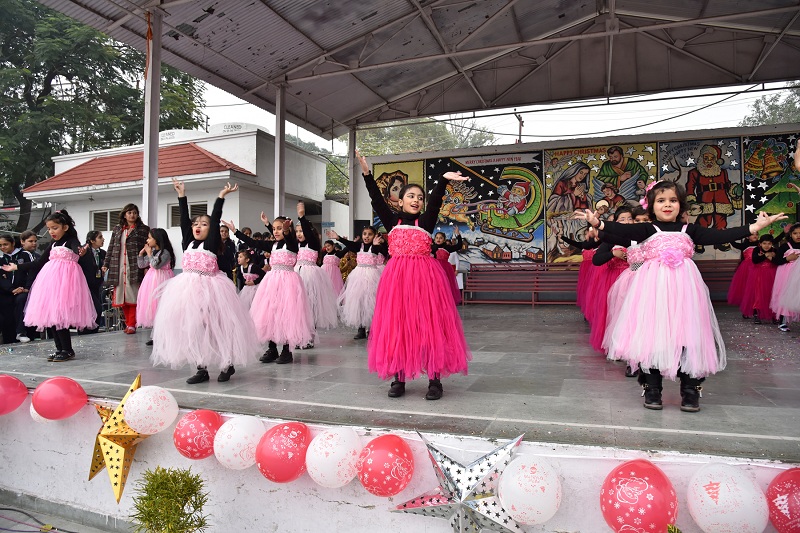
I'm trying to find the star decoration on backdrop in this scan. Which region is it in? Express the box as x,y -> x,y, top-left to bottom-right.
88,374 -> 149,503
393,433 -> 524,533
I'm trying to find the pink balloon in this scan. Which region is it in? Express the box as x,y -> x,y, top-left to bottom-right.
173,410 -> 223,460
600,459 -> 678,532
356,434 -> 414,497
256,422 -> 311,483
0,375 -> 28,416
768,468 -> 800,532
31,377 -> 87,420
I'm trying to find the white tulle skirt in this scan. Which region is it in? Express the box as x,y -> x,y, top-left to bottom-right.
778,260 -> 800,315
296,263 -> 338,330
250,267 -> 315,347
337,265 -> 381,328
151,271 -> 261,371
238,284 -> 258,310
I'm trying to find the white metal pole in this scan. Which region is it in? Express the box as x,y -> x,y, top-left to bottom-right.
142,12 -> 161,227
273,83 -> 286,219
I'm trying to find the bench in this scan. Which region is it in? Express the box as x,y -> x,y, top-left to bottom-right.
695,259 -> 740,301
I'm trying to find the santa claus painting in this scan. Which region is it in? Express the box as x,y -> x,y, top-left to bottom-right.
496,180 -> 531,218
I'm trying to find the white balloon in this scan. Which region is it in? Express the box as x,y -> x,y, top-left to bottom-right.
214,416 -> 265,470
305,427 -> 362,488
30,403 -> 53,424
498,456 -> 562,525
687,463 -> 769,533
123,386 -> 179,435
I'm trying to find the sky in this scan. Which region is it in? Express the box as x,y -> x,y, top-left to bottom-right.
199,81 -> 791,157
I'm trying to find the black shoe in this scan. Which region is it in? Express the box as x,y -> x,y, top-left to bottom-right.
217,366 -> 235,382
625,365 -> 639,378
640,370 -> 663,410
715,243 -> 731,252
679,374 -> 704,412
388,380 -> 405,398
753,310 -> 761,324
260,343 -> 279,363
47,351 -> 62,362
425,379 -> 443,401
694,244 -> 705,254
301,343 -> 314,350
52,350 -> 75,362
276,345 -> 293,364
742,314 -> 750,319
353,327 -> 367,340
186,368 -> 210,384
145,339 -> 154,346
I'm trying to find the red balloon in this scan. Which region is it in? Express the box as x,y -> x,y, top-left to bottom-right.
600,459 -> 678,532
256,422 -> 311,483
31,377 -> 87,420
173,409 -> 223,460
356,434 -> 414,497
0,375 -> 28,416
768,468 -> 800,532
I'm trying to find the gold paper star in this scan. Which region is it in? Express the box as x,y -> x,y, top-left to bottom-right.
88,374 -> 149,503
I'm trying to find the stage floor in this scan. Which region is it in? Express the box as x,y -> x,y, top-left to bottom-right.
2,304 -> 798,463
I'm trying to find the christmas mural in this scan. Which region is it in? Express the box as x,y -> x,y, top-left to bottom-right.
741,134 -> 800,236
658,138 -> 744,259
427,153 -> 546,265
371,161 -> 425,232
544,144 -> 657,262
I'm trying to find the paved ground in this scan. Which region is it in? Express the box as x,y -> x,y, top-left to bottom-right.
1,304 -> 798,462
0,505 -> 116,533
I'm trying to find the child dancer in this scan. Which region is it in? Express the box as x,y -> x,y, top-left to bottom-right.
359,152 -> 471,400
227,214 -> 314,365
727,234 -> 759,317
561,233 -> 601,320
773,182 -> 800,331
151,179 -> 261,384
12,231 -> 40,342
748,234 -> 779,324
326,226 -> 385,340
432,227 -> 463,305
321,239 -> 345,294
294,201 -> 338,341
2,211 -> 96,361
0,234 -> 18,344
236,249 -> 264,310
575,181 -> 784,412
136,228 -> 175,344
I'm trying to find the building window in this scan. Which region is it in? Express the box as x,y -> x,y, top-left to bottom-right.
91,209 -> 122,231
169,202 -> 208,227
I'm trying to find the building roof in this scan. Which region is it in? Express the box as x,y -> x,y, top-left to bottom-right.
24,143 -> 254,193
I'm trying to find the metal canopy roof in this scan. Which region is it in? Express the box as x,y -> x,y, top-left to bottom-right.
39,0 -> 800,139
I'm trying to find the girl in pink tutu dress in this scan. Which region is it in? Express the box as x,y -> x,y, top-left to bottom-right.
3,210 -> 96,362
236,249 -> 265,310
321,240 -> 345,294
775,222 -> 800,330
151,179 -> 261,384
326,226 -> 386,340
358,152 -> 471,400
294,201 -> 338,343
135,228 -> 175,341
561,235 -> 601,320
576,181 -> 785,412
432,228 -> 463,305
228,214 -> 314,365
747,234 -> 779,324
589,206 -> 634,354
727,234 -> 759,316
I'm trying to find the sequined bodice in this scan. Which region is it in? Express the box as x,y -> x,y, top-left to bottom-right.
640,230 -> 694,268
388,225 -> 432,257
608,246 -> 629,271
182,248 -> 218,274
297,248 -> 318,264
626,243 -> 645,265
356,251 -> 379,266
270,248 -> 297,268
323,254 -> 339,266
50,245 -> 78,263
434,248 -> 450,261
241,272 -> 259,282
377,254 -> 385,266
582,249 -> 596,261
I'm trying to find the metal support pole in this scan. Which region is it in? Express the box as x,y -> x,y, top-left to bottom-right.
348,128 -> 356,234
274,84 -> 286,219
142,12 -> 161,227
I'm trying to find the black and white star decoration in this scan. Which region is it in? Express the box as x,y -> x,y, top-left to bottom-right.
393,433 -> 524,533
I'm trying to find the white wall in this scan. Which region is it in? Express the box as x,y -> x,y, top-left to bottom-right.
254,130 -> 327,201
321,200 -> 350,238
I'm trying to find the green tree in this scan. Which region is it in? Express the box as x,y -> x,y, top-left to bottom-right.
739,84 -> 800,127
286,133 -> 349,201
357,117 -> 495,155
0,0 -> 205,231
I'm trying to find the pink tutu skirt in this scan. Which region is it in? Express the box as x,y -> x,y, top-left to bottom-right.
590,258 -> 627,353
777,258 -> 800,316
151,271 -> 261,371
603,268 -> 635,360
25,248 -> 96,331
750,262 -> 777,320
250,266 -> 315,347
135,266 -> 174,327
727,248 -> 755,308
576,249 -> 596,314
435,252 -> 461,305
322,255 -> 344,294
296,262 -> 339,330
581,260 -> 603,324
338,265 -> 381,328
238,284 -> 258,309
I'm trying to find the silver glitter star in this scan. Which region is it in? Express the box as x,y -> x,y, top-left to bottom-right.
393,433 -> 524,533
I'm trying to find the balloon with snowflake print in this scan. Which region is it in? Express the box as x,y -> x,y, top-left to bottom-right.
687,462 -> 768,533
213,415 -> 265,470
768,468 -> 800,533
356,434 -> 414,497
600,459 -> 678,532
173,409 -> 223,460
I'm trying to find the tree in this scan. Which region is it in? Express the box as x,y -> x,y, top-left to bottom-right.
739,84 -> 800,127
357,117 -> 495,155
0,0 -> 206,231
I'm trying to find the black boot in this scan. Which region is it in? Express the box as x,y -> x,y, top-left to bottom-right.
425,379 -> 443,401
639,369 -> 663,410
353,327 -> 367,340
276,344 -> 293,364
388,379 -> 405,398
625,365 -> 639,378
753,309 -> 761,324
260,341 -> 279,363
217,365 -> 235,382
679,373 -> 704,412
186,367 -> 210,384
